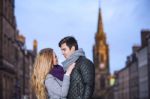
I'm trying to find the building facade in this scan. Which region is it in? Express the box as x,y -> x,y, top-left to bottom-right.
0,0 -> 37,99
128,50 -> 139,99
113,30 -> 150,99
118,66 -> 129,99
137,30 -> 150,99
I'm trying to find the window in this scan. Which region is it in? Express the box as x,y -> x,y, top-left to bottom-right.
100,76 -> 105,90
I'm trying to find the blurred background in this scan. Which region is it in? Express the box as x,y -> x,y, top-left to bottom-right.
0,0 -> 150,99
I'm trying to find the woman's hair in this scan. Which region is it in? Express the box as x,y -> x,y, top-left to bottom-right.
31,48 -> 54,99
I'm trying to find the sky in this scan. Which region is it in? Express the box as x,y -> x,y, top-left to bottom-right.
15,0 -> 150,74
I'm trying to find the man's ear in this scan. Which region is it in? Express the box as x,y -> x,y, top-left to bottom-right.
71,46 -> 75,51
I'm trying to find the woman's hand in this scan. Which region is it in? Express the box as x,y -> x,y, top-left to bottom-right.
65,63 -> 75,76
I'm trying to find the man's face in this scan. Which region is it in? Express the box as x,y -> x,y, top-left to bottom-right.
53,52 -> 58,65
60,43 -> 75,59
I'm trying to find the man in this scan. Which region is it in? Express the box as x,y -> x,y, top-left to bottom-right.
59,36 -> 95,99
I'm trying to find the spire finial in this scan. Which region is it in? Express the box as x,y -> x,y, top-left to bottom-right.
97,8 -> 104,35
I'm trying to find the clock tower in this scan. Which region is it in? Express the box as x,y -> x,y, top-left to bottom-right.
93,8 -> 110,98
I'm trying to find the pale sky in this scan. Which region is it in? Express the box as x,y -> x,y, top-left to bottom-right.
15,0 -> 150,74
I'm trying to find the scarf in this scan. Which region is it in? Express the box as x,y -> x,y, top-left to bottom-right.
62,48 -> 85,71
50,65 -> 65,81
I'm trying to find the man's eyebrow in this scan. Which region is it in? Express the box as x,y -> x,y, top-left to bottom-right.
61,48 -> 65,50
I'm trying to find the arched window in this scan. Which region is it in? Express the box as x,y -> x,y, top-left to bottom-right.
100,54 -> 104,63
100,76 -> 105,90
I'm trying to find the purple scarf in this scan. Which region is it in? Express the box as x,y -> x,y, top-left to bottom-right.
50,65 -> 65,81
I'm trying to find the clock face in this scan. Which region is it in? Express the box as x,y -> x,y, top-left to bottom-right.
99,63 -> 105,69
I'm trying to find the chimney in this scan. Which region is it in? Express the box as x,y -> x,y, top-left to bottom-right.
17,34 -> 25,46
33,39 -> 38,54
132,45 -> 140,53
141,30 -> 150,47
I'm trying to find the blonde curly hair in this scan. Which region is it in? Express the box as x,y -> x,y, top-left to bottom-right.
31,48 -> 54,99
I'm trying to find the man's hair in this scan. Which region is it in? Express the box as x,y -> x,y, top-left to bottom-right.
59,36 -> 78,50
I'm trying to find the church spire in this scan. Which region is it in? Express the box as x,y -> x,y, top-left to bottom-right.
96,8 -> 106,42
97,8 -> 104,35
93,4 -> 110,98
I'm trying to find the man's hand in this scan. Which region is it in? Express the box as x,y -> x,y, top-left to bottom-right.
65,63 -> 76,76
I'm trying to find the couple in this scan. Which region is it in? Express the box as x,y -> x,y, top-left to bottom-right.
31,36 -> 95,99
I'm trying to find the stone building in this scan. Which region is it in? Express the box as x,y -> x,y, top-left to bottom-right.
93,8 -> 110,99
0,0 -> 37,99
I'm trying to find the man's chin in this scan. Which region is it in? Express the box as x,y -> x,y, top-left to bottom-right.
65,56 -> 69,59
64,56 -> 67,59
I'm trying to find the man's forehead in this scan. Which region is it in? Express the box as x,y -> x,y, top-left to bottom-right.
61,43 -> 67,48
62,43 -> 66,46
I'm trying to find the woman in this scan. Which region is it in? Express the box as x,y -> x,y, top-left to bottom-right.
31,48 -> 75,99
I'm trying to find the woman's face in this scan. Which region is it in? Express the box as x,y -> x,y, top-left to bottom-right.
53,52 -> 58,65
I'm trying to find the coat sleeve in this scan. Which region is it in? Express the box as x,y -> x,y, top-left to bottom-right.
61,75 -> 70,98
45,74 -> 70,98
80,59 -> 95,99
